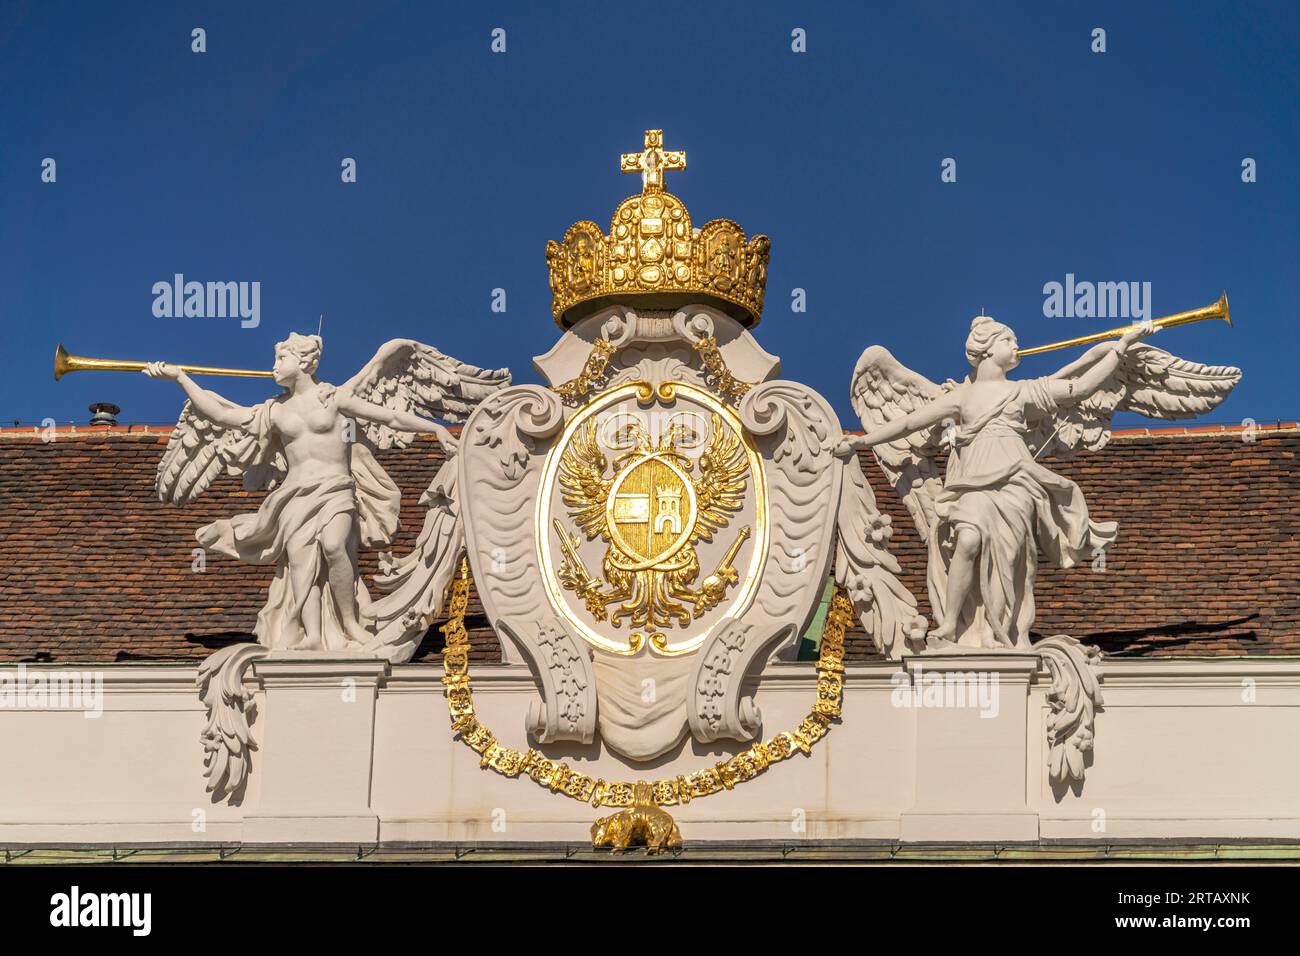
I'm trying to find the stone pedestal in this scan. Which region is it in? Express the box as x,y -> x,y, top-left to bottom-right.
899,653 -> 1040,843
241,655 -> 388,844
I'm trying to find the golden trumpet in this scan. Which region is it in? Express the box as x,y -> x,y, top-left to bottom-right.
1016,292 -> 1232,358
53,344 -> 274,381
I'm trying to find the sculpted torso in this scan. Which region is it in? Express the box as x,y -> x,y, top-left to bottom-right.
951,380 -> 1019,425
270,389 -> 351,481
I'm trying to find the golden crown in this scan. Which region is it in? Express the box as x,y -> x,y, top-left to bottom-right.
546,130 -> 771,329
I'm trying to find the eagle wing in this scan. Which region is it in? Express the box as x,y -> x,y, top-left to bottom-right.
558,418 -> 612,539
694,414 -> 749,542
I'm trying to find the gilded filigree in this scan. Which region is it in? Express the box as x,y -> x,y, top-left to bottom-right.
554,411 -> 750,632
547,130 -> 770,328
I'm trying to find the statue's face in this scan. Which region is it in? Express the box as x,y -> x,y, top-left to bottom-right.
272,348 -> 303,386
990,330 -> 1020,371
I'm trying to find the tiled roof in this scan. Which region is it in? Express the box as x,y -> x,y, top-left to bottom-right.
0,424 -> 1295,664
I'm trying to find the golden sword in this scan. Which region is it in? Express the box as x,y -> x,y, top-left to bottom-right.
552,518 -> 602,598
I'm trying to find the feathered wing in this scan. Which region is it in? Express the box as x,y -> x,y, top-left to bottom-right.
558,419 -> 612,538
342,338 -> 512,449
694,414 -> 748,541
849,345 -> 948,541
1031,344 -> 1242,457
155,397 -> 284,505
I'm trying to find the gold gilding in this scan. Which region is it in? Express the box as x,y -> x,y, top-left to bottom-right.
546,130 -> 770,329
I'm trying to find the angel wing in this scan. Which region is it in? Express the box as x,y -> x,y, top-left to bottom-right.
1030,344 -> 1242,457
849,345 -> 951,540
342,339 -> 511,449
558,419 -> 612,538
155,397 -> 284,505
694,414 -> 748,541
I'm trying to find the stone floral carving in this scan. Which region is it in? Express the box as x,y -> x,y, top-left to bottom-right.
1038,634 -> 1104,787
196,642 -> 269,803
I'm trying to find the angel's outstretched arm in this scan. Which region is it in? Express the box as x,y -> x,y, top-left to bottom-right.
843,390 -> 961,452
338,394 -> 459,450
1049,342 -> 1115,380
142,363 -> 254,429
1047,320 -> 1155,405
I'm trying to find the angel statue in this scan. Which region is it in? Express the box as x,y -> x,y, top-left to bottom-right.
144,332 -> 509,658
841,315 -> 1240,651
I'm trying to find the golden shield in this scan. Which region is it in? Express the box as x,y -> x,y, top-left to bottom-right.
605,453 -> 697,572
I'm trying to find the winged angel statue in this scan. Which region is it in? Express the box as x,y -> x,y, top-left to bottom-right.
145,332 -> 509,661
842,316 -> 1240,651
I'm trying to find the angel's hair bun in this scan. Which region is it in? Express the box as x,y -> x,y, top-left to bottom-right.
965,315 -> 1013,368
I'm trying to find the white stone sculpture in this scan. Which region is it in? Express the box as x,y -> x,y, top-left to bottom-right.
149,334 -> 509,802
842,317 -> 1241,651
146,333 -> 509,660
842,314 -> 1241,786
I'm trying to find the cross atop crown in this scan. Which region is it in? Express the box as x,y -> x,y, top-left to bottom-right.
620,129 -> 686,194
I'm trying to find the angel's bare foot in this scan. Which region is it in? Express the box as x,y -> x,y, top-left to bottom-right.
929,621 -> 957,642
342,621 -> 372,647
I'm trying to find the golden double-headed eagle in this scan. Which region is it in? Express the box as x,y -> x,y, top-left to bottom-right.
554,413 -> 751,631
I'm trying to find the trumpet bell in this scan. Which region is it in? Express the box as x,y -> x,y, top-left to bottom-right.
53,344 -> 71,381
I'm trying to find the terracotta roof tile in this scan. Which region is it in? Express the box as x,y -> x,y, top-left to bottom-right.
0,424 -> 1296,663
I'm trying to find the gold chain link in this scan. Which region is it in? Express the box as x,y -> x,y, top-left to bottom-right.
690,336 -> 753,403
550,335 -> 755,405
439,556 -> 849,808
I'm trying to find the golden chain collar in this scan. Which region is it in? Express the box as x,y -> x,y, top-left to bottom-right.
439,557 -> 850,809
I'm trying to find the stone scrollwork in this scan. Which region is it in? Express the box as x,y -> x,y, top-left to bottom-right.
497,618 -> 598,745
690,617 -> 796,743
196,641 -> 269,804
688,381 -> 842,745
459,385 -> 601,743
465,384 -> 565,484
1036,634 -> 1104,787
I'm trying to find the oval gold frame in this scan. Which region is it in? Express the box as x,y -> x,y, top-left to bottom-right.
535,380 -> 768,656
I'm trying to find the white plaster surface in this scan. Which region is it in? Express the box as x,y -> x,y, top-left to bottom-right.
0,656 -> 1296,844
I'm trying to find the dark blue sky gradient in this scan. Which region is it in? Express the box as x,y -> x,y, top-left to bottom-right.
1,0 -> 1295,428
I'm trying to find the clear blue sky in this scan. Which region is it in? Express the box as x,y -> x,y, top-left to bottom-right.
1,0 -> 1295,428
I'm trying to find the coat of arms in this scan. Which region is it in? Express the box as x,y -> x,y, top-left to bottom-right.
544,388 -> 760,649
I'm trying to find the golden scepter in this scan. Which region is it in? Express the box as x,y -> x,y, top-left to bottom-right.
1016,292 -> 1231,357
53,343 -> 274,381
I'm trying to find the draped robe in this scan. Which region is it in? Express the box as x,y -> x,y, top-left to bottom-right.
928,377 -> 1118,648
196,396 -> 401,650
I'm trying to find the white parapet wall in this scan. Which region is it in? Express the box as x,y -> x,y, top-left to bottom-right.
0,655 -> 1297,845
